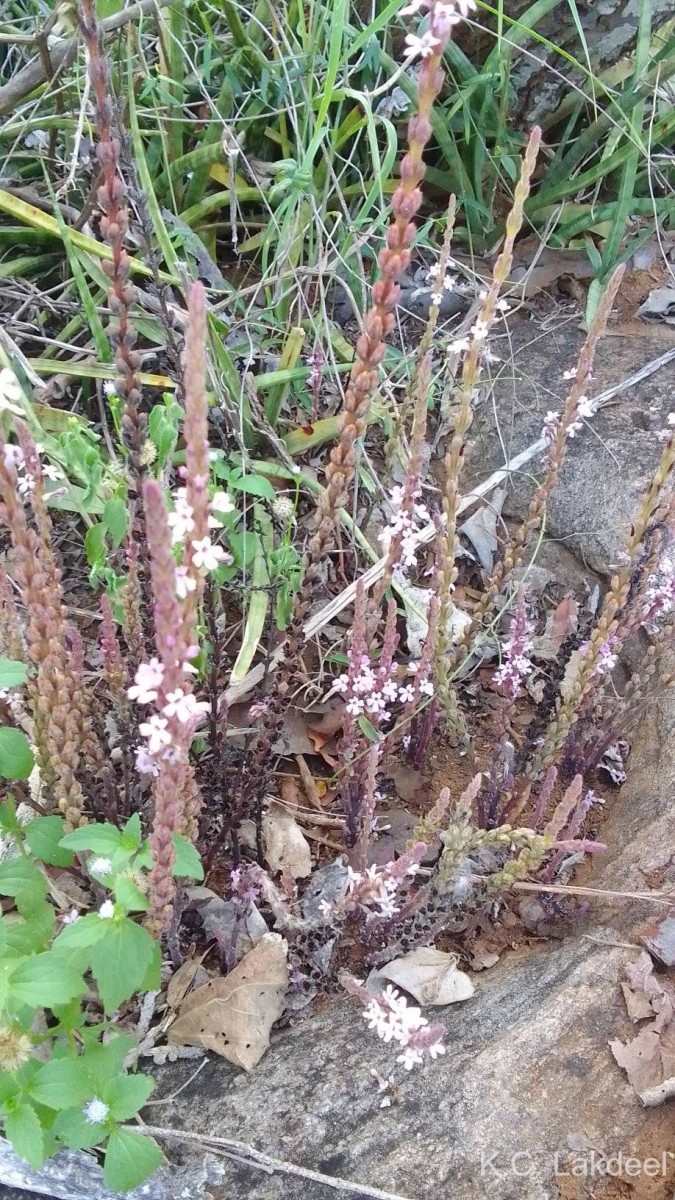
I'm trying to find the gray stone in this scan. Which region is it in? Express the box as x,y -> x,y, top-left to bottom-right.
465,325 -> 675,576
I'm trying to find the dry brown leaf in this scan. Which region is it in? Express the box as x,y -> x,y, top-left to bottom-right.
167,956 -> 208,1012
533,596 -> 578,661
168,933 -> 289,1071
263,801 -> 312,878
612,951 -> 675,1105
377,948 -> 475,1007
620,981 -> 653,1024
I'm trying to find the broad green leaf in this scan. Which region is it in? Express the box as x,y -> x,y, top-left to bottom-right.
0,859 -> 44,899
9,952 -> 85,1008
102,498 -> 129,548
54,913 -> 110,951
0,1072 -> 20,1106
171,835 -> 204,880
25,817 -> 74,868
228,472 -> 276,500
84,523 -> 106,570
89,918 -> 160,1013
53,1105 -> 107,1150
0,727 -> 34,781
113,875 -> 149,913
31,1057 -> 97,1110
0,660 -> 27,690
104,1072 -> 154,1121
121,813 -> 142,851
104,1128 -> 163,1192
59,823 -> 124,855
357,715 -> 381,744
4,1103 -> 45,1169
3,903 -> 55,955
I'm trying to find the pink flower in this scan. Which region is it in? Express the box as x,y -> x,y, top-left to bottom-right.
167,490 -> 195,545
162,688 -> 210,724
135,746 -> 160,776
128,658 -> 164,704
175,565 -> 197,600
404,30 -> 441,58
138,714 -> 172,754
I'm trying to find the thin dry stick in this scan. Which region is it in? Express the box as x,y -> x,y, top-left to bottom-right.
133,1125 -> 415,1200
223,344 -> 675,707
512,881 -> 675,905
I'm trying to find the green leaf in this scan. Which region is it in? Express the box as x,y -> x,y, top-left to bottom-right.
229,472 -> 276,500
0,660 -> 27,690
53,1105 -> 107,1150
113,875 -> 150,913
357,715 -> 381,744
104,1128 -> 163,1192
4,1103 -> 45,1169
31,1057 -> 96,1110
0,798 -> 21,833
104,1072 -> 154,1121
171,834 -> 204,880
84,522 -> 106,570
102,498 -> 129,548
0,1072 -> 20,1106
25,817 -> 74,868
0,727 -> 34,781
89,918 -> 160,1013
0,859 -> 44,899
121,813 -> 142,851
9,952 -> 85,1008
3,903 -> 55,955
59,823 -> 124,855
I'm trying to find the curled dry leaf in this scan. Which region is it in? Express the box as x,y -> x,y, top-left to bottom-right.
166,955 -> 209,1012
611,950 -> 675,1105
168,933 -> 289,1071
185,885 -> 268,965
376,947 -> 475,1007
263,801 -> 312,879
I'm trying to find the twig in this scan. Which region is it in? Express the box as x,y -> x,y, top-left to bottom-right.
0,0 -> 171,117
133,1124 -> 415,1200
512,881 -> 675,905
223,345 -> 675,706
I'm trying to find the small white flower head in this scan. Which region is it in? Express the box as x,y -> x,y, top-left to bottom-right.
128,658 -> 164,705
3,445 -> 24,472
83,1098 -> 110,1124
167,489 -> 195,545
98,901 -> 115,920
448,337 -> 470,356
162,689 -> 210,725
404,30 -> 441,58
563,368 -> 576,381
271,494 -> 296,525
103,380 -> 117,398
470,319 -> 489,342
89,856 -> 113,878
42,463 -> 63,483
61,908 -> 80,925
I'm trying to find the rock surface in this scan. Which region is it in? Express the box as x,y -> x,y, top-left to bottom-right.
466,326 -> 675,576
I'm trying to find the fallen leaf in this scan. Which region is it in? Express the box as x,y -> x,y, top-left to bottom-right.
460,489 -> 504,573
167,956 -> 209,1011
263,802 -> 312,878
396,579 -> 471,658
642,915 -> 675,968
612,952 -> 675,1104
637,286 -> 675,324
185,886 -> 268,964
532,596 -> 578,661
620,981 -> 653,1024
376,947 -> 475,1006
168,933 -> 288,1070
300,860 -> 349,921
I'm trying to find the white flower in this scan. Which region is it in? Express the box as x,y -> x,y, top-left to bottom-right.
42,463 -> 63,482
167,490 -> 195,544
668,413 -> 675,426
0,368 -> 24,417
346,696 -> 365,717
61,908 -> 79,925
103,380 -> 117,397
138,714 -> 172,755
98,901 -> 115,920
404,30 -> 440,58
135,745 -> 160,776
89,856 -> 113,877
162,688 -> 209,725
191,536 -> 230,573
563,368 -> 576,381
128,658 -> 164,705
448,337 -> 470,355
398,684 -> 415,704
210,490 -> 235,515
175,565 -> 197,600
470,319 -> 489,342
83,1097 -> 110,1124
2,445 -> 24,471
397,1045 -> 424,1070
420,679 -> 435,697
576,395 -> 593,420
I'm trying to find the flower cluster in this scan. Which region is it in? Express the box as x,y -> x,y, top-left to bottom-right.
493,592 -> 534,699
128,659 -> 208,771
345,864 -> 404,919
543,396 -> 593,447
363,985 -> 446,1070
331,650 -> 433,721
642,554 -> 675,624
2,442 -> 62,499
167,486 -> 234,575
378,484 -> 431,574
